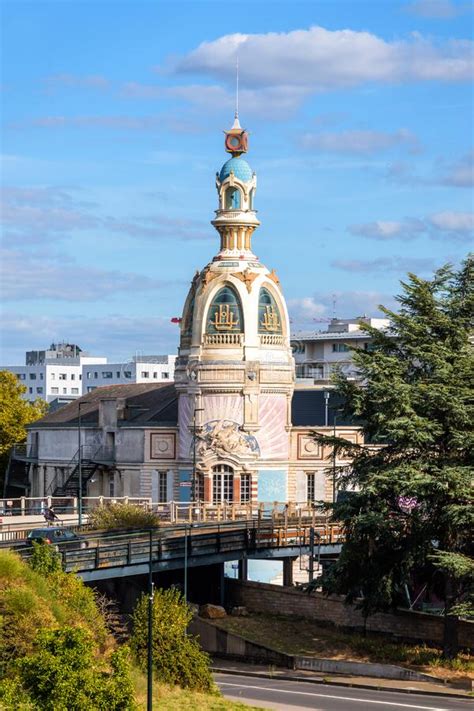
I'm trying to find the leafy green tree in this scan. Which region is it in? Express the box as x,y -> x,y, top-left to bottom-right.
316,258 -> 473,657
88,502 -> 159,531
9,627 -> 136,711
131,587 -> 214,693
0,370 -> 48,489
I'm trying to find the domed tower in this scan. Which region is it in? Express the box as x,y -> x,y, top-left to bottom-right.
174,114 -> 295,505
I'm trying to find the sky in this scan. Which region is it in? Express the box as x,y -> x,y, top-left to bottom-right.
1,0 -> 473,364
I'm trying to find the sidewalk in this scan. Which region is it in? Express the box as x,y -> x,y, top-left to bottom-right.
211,658 -> 473,699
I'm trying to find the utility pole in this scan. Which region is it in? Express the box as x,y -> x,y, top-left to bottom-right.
333,413 -> 338,504
324,391 -> 330,427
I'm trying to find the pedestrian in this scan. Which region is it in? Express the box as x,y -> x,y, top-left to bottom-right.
44,506 -> 60,526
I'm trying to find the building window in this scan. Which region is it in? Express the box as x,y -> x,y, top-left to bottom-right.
79,374 -> 82,380
51,387 -> 59,394
86,372 -> 91,379
195,473 -> 204,502
241,473 -> 251,503
94,372 -> 98,379
59,373 -> 67,380
51,373 -> 55,380
40,373 -> 44,380
109,475 -> 115,497
63,388 -> 67,394
162,372 -> 169,379
30,373 -> 36,380
141,371 -> 150,378
71,388 -> 79,394
17,373 -> 26,380
87,386 -> 96,392
116,372 -> 121,378
36,387 -> 43,394
103,371 -> 113,379
258,287 -> 282,334
124,371 -> 132,379
153,372 -> 158,379
158,471 -> 167,503
71,374 -> 75,380
332,343 -> 350,353
212,464 -> 234,505
307,472 -> 316,502
29,387 -> 33,394
206,285 -> 243,334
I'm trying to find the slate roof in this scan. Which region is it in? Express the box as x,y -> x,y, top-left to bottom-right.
32,383 -> 356,429
32,383 -> 178,428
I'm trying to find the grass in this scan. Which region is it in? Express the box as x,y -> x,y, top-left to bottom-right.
132,668 -> 260,710
212,613 -> 473,680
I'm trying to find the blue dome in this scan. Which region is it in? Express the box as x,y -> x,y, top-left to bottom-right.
219,157 -> 253,183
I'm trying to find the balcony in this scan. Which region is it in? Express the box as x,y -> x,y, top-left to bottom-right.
204,333 -> 244,346
12,444 -> 38,461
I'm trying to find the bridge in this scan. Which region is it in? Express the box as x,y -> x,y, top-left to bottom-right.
18,519 -> 343,584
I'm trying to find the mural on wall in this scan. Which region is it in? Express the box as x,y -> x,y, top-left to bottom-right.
192,420 -> 260,460
178,394 -> 244,459
257,395 -> 289,459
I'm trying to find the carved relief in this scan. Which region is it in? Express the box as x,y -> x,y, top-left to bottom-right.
192,420 -> 260,460
150,433 -> 176,460
200,266 -> 220,290
297,433 -> 323,460
233,268 -> 259,293
268,269 -> 280,286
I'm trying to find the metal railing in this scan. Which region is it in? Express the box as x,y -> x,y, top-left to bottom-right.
45,444 -> 115,495
12,443 -> 38,460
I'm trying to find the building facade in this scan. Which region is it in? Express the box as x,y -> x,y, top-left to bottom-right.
16,116 -> 363,505
82,355 -> 176,394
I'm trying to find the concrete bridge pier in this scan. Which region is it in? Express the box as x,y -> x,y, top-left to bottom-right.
238,557 -> 248,581
283,557 -> 297,587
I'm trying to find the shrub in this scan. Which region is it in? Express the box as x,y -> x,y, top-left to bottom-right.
5,626 -> 136,711
131,587 -> 214,693
88,503 -> 159,531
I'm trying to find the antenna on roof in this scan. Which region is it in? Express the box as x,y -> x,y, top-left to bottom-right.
231,56 -> 241,130
332,293 -> 337,318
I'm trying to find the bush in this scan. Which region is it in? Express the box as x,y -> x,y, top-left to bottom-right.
88,503 -> 159,531
131,587 -> 214,693
0,626 -> 136,711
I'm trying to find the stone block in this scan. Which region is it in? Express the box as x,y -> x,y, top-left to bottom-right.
199,604 -> 227,619
231,606 -> 249,617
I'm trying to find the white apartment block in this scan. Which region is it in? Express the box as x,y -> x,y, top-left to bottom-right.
291,317 -> 389,388
3,344 -> 176,405
82,355 -> 177,394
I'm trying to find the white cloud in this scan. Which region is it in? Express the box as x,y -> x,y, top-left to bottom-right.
405,0 -> 470,18
332,257 -> 437,273
11,115 -> 164,131
289,290 -> 397,328
174,26 -> 473,91
42,74 -> 110,91
301,129 -> 420,155
429,210 -> 474,231
349,212 -> 473,241
287,297 -> 327,321
0,249 -> 166,302
439,152 -> 474,187
0,312 -> 179,365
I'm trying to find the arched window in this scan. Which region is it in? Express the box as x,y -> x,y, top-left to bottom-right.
206,285 -> 243,334
182,293 -> 195,337
225,187 -> 241,209
258,287 -> 282,334
212,464 -> 234,504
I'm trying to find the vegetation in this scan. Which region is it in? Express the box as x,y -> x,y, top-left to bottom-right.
131,587 -> 214,693
88,502 -> 159,531
212,612 -> 473,679
313,258 -> 474,657
0,370 -> 48,490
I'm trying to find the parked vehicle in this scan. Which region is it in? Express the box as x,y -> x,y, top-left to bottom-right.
26,527 -> 88,550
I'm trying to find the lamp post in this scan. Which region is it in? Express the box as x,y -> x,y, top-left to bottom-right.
147,528 -> 154,711
192,407 -> 204,506
324,391 -> 330,427
332,412 -> 338,505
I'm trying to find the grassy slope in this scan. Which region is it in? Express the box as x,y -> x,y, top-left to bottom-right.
132,669 -> 259,711
212,613 -> 473,680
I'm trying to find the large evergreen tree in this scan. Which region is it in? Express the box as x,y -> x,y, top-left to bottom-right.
318,257 -> 473,657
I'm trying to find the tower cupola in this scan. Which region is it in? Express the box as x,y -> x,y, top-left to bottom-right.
212,114 -> 259,256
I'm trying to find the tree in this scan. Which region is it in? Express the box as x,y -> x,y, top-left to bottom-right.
131,587 -> 214,693
316,258 -> 473,657
0,370 -> 48,488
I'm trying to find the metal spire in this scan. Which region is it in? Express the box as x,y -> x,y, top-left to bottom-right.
232,57 -> 241,129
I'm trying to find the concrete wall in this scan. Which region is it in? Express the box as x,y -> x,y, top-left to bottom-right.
225,579 -> 473,650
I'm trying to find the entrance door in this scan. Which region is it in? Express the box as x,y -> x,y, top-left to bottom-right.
212,464 -> 234,504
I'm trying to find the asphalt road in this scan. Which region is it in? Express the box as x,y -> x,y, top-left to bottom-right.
215,673 -> 472,711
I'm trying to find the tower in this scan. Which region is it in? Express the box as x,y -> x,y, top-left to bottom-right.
174,114 -> 295,505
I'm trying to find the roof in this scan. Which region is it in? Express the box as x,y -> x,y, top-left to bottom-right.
31,383 -> 357,430
291,390 -> 356,427
219,157 -> 253,182
291,330 -> 371,342
32,383 -> 178,428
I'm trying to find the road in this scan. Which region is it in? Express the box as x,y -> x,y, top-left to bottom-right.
215,673 -> 472,711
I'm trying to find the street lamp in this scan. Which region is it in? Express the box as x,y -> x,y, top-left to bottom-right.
324,391 -> 330,427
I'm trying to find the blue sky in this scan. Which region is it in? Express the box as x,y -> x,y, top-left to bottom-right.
1,0 -> 473,364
